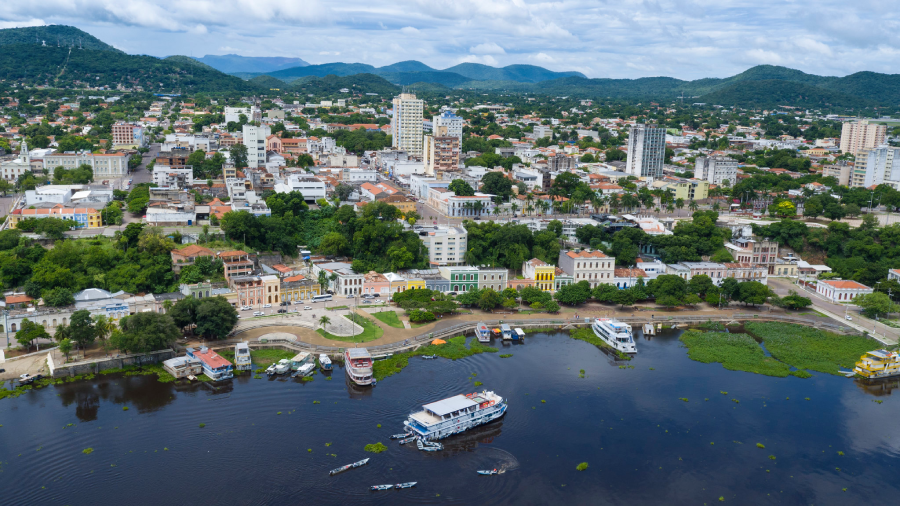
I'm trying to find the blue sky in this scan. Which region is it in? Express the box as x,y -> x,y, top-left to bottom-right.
1,0 -> 898,79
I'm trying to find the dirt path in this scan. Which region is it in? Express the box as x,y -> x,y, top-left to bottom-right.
0,353 -> 49,381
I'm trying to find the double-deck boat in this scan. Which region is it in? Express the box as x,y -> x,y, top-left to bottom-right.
476,322 -> 491,342
345,348 -> 374,386
501,324 -> 512,340
854,349 -> 900,379
404,390 -> 507,441
592,318 -> 637,354
319,354 -> 333,371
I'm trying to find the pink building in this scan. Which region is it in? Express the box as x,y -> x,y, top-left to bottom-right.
363,271 -> 390,297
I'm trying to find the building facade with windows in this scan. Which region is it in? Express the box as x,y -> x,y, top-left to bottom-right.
625,124 -> 665,178
242,124 -> 271,169
694,156 -> 738,186
558,249 -> 615,288
418,226 -> 467,266
391,93 -> 424,156
840,120 -> 886,155
816,279 -> 873,303
439,266 -> 480,292
523,258 -> 556,292
43,152 -> 129,178
476,267 -> 508,292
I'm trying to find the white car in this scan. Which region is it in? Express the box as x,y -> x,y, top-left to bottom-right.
846,315 -> 853,321
304,306 -> 312,310
253,311 -> 263,316
242,306 -> 252,311
263,304 -> 272,308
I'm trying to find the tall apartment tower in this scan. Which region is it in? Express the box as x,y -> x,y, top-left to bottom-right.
694,155 -> 738,186
856,146 -> 900,188
432,110 -> 464,143
423,128 -> 460,176
625,124 -> 665,178
242,124 -> 272,169
840,120 -> 886,155
392,93 -> 424,157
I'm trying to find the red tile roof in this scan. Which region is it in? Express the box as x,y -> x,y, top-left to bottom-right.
172,245 -> 214,258
192,348 -> 232,369
820,280 -> 871,290
6,295 -> 34,304
565,250 -> 608,259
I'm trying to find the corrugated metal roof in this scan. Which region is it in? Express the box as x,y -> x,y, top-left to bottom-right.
424,395 -> 478,417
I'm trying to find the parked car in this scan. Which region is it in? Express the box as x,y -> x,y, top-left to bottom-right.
263,304 -> 272,308
846,315 -> 853,321
304,306 -> 312,310
253,311 -> 263,316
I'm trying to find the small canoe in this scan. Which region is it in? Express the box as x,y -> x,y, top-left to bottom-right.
329,458 -> 370,476
370,484 -> 394,491
477,469 -> 498,475
390,433 -> 411,440
399,436 -> 416,445
394,482 -> 417,489
422,355 -> 438,360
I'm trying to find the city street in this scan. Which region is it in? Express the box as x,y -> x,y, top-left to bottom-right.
767,277 -> 899,345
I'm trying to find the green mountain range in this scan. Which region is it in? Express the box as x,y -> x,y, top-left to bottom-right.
0,25 -> 897,108
191,54 -> 309,73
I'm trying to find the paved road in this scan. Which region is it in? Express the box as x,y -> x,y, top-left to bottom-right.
768,277 -> 899,345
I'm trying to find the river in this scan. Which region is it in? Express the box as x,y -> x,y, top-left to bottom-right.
1,329 -> 899,505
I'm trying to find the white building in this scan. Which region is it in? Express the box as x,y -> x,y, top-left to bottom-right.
840,120 -> 887,155
42,151 -> 129,179
225,106 -> 260,124
242,124 -> 271,169
533,125 -> 552,138
428,188 -> 495,218
342,169 -> 378,183
625,124 -> 665,179
859,146 -> 900,188
557,249 -> 615,288
416,226 -> 468,266
273,174 -> 327,201
153,166 -> 194,189
816,279 -> 873,303
1,140 -> 32,181
694,156 -> 738,186
432,110 -> 464,143
391,93 -> 424,156
25,185 -> 113,207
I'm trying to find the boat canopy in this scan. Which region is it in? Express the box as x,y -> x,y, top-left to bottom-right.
423,395 -> 478,417
432,339 -> 447,345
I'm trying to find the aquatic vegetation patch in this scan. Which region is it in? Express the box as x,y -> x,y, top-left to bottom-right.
122,406 -> 129,411
500,354 -> 513,358
744,322 -> 877,375
576,462 -> 589,471
372,336 -> 497,381
789,369 -> 813,378
250,349 -> 296,366
680,331 -> 792,377
82,448 -> 94,455
364,442 -> 388,453
679,398 -> 689,402
768,455 -> 776,460
757,443 -> 765,449
474,381 -> 483,387
199,423 -> 206,428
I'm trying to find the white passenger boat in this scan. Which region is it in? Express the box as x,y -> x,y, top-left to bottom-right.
291,363 -> 315,377
274,359 -> 291,375
592,318 -> 637,354
319,354 -> 333,371
345,348 -> 374,386
404,390 -> 507,441
476,322 -> 491,342
513,328 -> 525,341
290,352 -> 314,371
501,324 -> 512,340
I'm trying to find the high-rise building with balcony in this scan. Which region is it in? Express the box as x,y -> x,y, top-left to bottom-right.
625,124 -> 665,179
391,93 -> 424,156
840,120 -> 886,155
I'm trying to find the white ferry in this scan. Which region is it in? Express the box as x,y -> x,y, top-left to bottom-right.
476,322 -> 490,343
501,324 -> 512,340
345,348 -> 374,386
404,390 -> 507,441
854,349 -> 900,379
592,318 -> 637,354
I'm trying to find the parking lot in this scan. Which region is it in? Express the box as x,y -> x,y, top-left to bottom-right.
234,294 -> 389,320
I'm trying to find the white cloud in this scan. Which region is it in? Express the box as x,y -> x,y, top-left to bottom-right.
1,0 -> 899,78
469,42 -> 505,55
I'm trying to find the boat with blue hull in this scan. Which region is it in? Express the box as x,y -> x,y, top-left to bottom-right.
404,390 -> 507,441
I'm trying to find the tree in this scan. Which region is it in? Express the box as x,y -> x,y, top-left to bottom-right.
318,315 -> 331,331
737,281 -> 771,306
195,296 -> 239,339
769,200 -> 796,218
853,292 -> 899,318
649,274 -> 688,300
59,338 -> 72,361
15,319 -> 49,349
334,183 -> 354,202
580,153 -> 595,163
554,281 -> 592,305
545,300 -> 560,313
803,199 -> 823,219
114,313 -> 181,353
480,171 -> 513,199
656,295 -> 681,308
547,220 -> 563,238
169,296 -> 200,331
319,232 -> 349,257
478,288 -> 503,311
780,291 -> 812,310
823,203 -> 845,221
230,143 -> 249,169
448,179 -> 475,196
593,283 -> 618,302
844,203 -> 861,218
94,315 -> 115,347
614,289 -> 637,308
683,293 -> 702,306
42,287 -> 74,307
69,310 -> 96,349
409,309 -> 436,323
101,201 -> 124,226
687,275 -> 716,296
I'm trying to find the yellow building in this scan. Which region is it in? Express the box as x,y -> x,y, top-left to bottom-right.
654,177 -> 709,201
10,206 -> 102,229
260,275 -> 281,305
406,277 -> 426,291
523,258 -> 556,292
379,194 -> 417,217
281,275 -> 322,302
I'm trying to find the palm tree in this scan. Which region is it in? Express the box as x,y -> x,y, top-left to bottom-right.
712,202 -> 721,212
666,203 -> 675,214
319,315 -> 331,331
675,198 -> 685,214
162,300 -> 174,313
510,202 -> 519,216
689,199 -> 699,212
492,206 -> 501,218
94,316 -> 115,347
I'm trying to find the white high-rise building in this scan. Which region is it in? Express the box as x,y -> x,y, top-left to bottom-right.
859,146 -> 900,188
432,110 -> 463,143
625,124 -> 665,179
242,124 -> 271,169
694,156 -> 738,186
840,120 -> 886,155
392,93 -> 424,157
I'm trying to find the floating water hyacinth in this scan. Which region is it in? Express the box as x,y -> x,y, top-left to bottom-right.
82,448 -> 93,455
364,442 -> 388,453
199,423 -> 206,428
768,455 -> 776,460
576,462 -> 588,471
757,443 -> 765,449
679,398 -> 689,402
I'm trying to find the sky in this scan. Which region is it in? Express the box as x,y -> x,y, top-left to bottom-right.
1,0 -> 899,80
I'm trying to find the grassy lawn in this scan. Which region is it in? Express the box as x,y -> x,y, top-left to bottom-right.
372,311 -> 404,328
217,348 -> 295,366
327,306 -> 350,310
316,314 -> 384,343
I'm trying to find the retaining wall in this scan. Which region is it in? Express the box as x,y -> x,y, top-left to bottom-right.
48,349 -> 176,378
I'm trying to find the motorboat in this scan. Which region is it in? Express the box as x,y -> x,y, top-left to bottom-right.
421,355 -> 438,360
501,324 -> 512,340
477,469 -> 499,475
329,458 -> 370,476
290,352 -> 314,371
398,435 -> 416,445
274,359 -> 291,375
416,438 -> 443,452
319,354 -> 333,371
291,363 -> 315,378
390,433 -> 412,439
370,485 -> 394,491
265,364 -> 277,376
394,482 -> 417,489
405,390 -> 507,442
476,322 -> 491,342
18,373 -> 43,385
514,328 -> 525,340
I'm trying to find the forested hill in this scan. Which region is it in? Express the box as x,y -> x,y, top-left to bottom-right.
0,45 -> 253,93
0,25 -> 119,52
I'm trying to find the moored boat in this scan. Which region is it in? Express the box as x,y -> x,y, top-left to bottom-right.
319,354 -> 333,371
404,390 -> 507,442
592,318 -> 637,354
370,484 -> 394,491
422,354 -> 438,360
501,324 -> 512,340
477,469 -> 498,475
329,458 -> 370,476
476,322 -> 491,342
345,348 -> 374,386
390,433 -> 411,439
265,364 -> 277,376
290,352 -> 314,371
514,328 -> 525,340
399,435 -> 416,445
274,359 -> 291,375
291,363 -> 315,378
854,349 -> 900,379
394,482 -> 417,489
